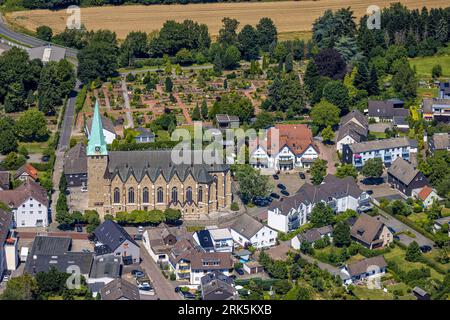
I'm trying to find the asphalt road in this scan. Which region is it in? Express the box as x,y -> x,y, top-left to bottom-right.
58,80 -> 81,151
139,247 -> 182,300
0,14 -> 78,58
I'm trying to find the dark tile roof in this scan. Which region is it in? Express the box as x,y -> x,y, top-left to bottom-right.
431,133 -> 450,150
196,230 -> 214,250
422,98 -> 450,113
87,115 -> 116,134
64,143 -> 87,175
340,109 -> 369,128
0,179 -> 49,208
107,150 -> 229,184
0,171 -> 10,190
388,157 -> 420,185
368,99 -> 408,118
100,279 -> 140,300
337,121 -> 368,142
0,209 -> 12,246
297,225 -> 333,243
94,220 -> 139,253
24,236 -> 93,275
230,214 -> 264,239
201,271 -> 236,300
347,256 -> 387,277
348,137 -> 412,154
350,214 -> 386,246
269,175 -> 364,215
89,255 -> 121,279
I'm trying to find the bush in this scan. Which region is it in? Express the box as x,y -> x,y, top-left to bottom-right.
230,202 -> 239,211
169,273 -> 176,281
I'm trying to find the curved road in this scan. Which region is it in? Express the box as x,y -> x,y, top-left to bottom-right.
0,14 -> 78,58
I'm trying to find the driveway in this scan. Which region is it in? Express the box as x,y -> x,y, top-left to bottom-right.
376,212 -> 434,248
139,246 -> 181,300
316,141 -> 338,175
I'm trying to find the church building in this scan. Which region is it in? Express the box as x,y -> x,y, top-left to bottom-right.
87,101 -> 232,220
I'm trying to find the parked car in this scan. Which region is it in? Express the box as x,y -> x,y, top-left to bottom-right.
420,245 -> 432,253
133,234 -> 143,241
236,269 -> 245,276
81,186 -> 88,192
366,190 -> 374,195
181,291 -> 196,300
253,196 -> 269,207
272,174 -> 279,180
138,282 -> 152,291
280,190 -> 290,196
299,172 -> 306,179
270,192 -> 280,199
138,226 -> 144,233
131,270 -> 145,278
75,225 -> 83,233
277,184 -> 286,190
81,249 -> 91,253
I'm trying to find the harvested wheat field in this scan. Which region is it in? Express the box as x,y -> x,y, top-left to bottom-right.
6,0 -> 449,39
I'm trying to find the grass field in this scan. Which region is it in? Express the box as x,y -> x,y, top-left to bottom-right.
6,0 -> 450,39
409,54 -> 450,79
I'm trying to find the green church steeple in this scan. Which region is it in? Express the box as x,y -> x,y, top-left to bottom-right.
87,100 -> 108,156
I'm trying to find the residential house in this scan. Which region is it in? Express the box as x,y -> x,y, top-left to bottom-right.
422,98 -> 450,123
24,236 -> 94,278
342,137 -> 414,168
387,157 -> 428,196
168,239 -> 233,285
215,114 -> 240,130
86,115 -> 117,144
93,220 -> 140,264
351,214 -> 393,249
336,109 -> 369,152
88,255 -> 121,287
142,226 -> 187,264
0,172 -> 10,190
14,163 -> 38,182
0,209 -> 14,277
392,116 -> 410,131
100,278 -> 140,300
64,143 -> 88,188
368,99 -> 409,122
194,227 -> 233,253
134,127 -> 155,143
429,133 -> 450,153
200,271 -> 237,300
0,179 -> 49,228
230,214 -> 277,249
439,81 -> 450,99
291,225 -> 333,249
412,186 -> 441,207
341,256 -> 387,285
249,124 -> 319,170
268,175 -> 370,233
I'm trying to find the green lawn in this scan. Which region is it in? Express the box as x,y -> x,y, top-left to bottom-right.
407,212 -> 429,228
409,54 -> 450,79
353,286 -> 393,300
384,246 -> 444,281
156,130 -> 170,141
417,87 -> 439,99
370,131 -> 387,139
19,141 -> 48,154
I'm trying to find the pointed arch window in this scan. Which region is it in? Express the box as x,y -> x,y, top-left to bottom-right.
113,188 -> 120,204
171,187 -> 178,203
128,187 -> 135,203
142,187 -> 149,203
198,186 -> 203,203
186,187 -> 193,203
157,187 -> 164,203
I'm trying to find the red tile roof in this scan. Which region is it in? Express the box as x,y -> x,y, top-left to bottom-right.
250,124 -> 317,156
417,186 -> 433,201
